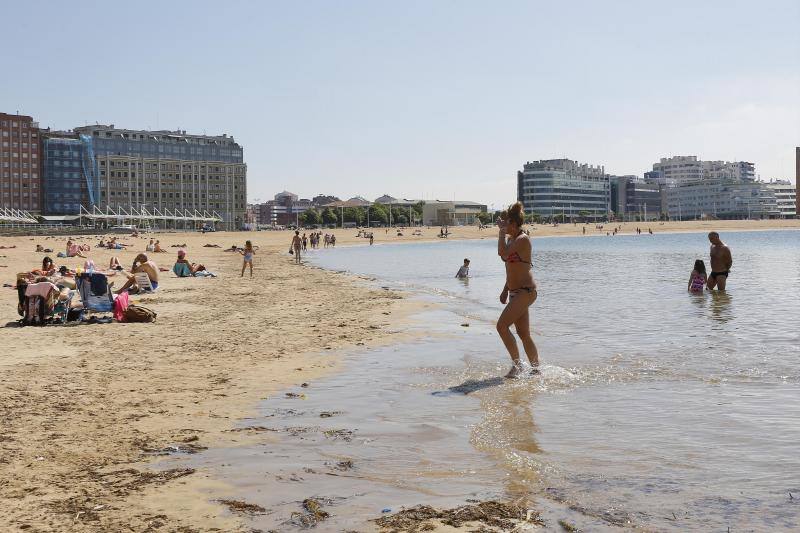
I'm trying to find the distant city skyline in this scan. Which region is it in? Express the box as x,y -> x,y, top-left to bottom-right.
1,0 -> 798,208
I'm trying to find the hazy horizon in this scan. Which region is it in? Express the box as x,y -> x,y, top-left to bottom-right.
1,0 -> 798,208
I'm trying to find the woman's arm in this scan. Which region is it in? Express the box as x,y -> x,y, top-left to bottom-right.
687,272 -> 694,291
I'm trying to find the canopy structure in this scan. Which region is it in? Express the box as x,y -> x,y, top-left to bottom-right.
79,205 -> 222,228
0,207 -> 38,224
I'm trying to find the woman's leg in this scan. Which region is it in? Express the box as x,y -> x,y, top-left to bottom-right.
249,261 -> 253,277
115,274 -> 136,294
497,293 -> 532,376
513,291 -> 539,368
241,261 -> 246,277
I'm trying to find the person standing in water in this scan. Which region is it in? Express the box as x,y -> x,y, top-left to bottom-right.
496,202 -> 539,378
707,231 -> 732,290
455,258 -> 470,278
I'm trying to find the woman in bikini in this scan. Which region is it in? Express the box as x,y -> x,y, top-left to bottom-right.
497,202 -> 540,378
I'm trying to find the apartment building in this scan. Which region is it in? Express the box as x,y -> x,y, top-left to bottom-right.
765,179 -> 796,218
665,179 -> 778,220
646,156 -> 755,185
0,112 -> 42,213
73,125 -> 247,230
517,159 -> 609,220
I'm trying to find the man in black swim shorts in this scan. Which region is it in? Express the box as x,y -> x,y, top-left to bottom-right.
707,231 -> 732,290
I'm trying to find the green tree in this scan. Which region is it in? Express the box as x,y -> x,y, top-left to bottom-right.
528,212 -> 542,224
476,212 -> 493,225
412,201 -> 425,218
343,207 -> 366,225
368,204 -> 389,225
321,207 -> 338,225
304,209 -> 322,225
390,207 -> 409,225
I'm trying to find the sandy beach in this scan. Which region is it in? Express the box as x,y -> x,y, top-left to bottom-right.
0,218 -> 798,531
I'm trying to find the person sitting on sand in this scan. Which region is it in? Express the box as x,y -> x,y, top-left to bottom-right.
688,259 -> 707,293
65,240 -> 87,258
153,240 -> 167,253
109,257 -> 124,271
455,258 -> 470,279
496,202 -> 540,378
146,239 -> 155,252
115,253 -> 159,294
29,256 -> 56,278
174,249 -> 207,277
36,244 -> 44,253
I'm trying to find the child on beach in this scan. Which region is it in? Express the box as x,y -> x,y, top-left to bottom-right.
240,240 -> 255,277
455,258 -> 470,278
688,259 -> 707,292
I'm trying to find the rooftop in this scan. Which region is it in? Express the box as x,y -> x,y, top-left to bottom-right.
74,124 -> 241,147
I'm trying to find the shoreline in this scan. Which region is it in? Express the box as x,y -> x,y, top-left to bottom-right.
0,219 -> 797,530
0,230 -> 424,531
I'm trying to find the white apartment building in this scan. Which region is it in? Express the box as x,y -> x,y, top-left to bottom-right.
765,179 -> 796,218
646,156 -> 755,185
666,179 -> 779,220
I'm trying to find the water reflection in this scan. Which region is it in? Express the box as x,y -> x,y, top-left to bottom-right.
472,380 -> 542,474
709,291 -> 733,323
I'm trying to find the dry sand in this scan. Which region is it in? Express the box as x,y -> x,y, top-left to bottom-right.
0,219 -> 797,531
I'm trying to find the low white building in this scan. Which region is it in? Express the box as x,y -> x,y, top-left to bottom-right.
765,179 -> 796,218
422,200 -> 487,226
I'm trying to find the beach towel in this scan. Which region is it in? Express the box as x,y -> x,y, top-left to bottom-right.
25,281 -> 58,299
113,291 -> 129,322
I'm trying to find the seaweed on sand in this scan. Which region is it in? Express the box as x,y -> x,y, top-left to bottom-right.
289,498 -> 330,527
374,501 -> 540,532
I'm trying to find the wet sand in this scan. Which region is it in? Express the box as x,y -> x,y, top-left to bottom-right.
0,218 -> 797,531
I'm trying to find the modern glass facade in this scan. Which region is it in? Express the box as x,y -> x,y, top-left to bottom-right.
71,126 -> 247,230
517,159 -> 609,220
42,136 -> 98,215
75,126 -> 243,164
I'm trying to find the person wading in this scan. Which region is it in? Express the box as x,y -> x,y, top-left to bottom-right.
496,202 -> 540,378
707,231 -> 732,290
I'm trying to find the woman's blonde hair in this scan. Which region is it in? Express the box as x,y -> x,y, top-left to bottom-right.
501,202 -> 525,227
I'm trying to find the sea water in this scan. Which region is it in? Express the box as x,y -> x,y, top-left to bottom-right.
192,230 -> 800,531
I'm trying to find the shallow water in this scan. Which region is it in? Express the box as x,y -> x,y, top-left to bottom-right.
193,230 -> 800,530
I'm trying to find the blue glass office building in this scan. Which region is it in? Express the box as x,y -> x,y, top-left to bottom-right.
41,135 -> 99,215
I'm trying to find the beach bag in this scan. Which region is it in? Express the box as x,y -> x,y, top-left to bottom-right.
113,291 -> 130,322
123,304 -> 157,323
22,296 -> 47,326
289,248 -> 294,255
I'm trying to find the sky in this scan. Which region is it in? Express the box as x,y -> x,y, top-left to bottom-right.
1,0 -> 798,209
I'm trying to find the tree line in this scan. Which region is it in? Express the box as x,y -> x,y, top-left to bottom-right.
297,201 -> 426,226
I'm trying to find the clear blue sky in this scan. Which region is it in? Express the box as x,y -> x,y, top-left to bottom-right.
2,0 -> 798,208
